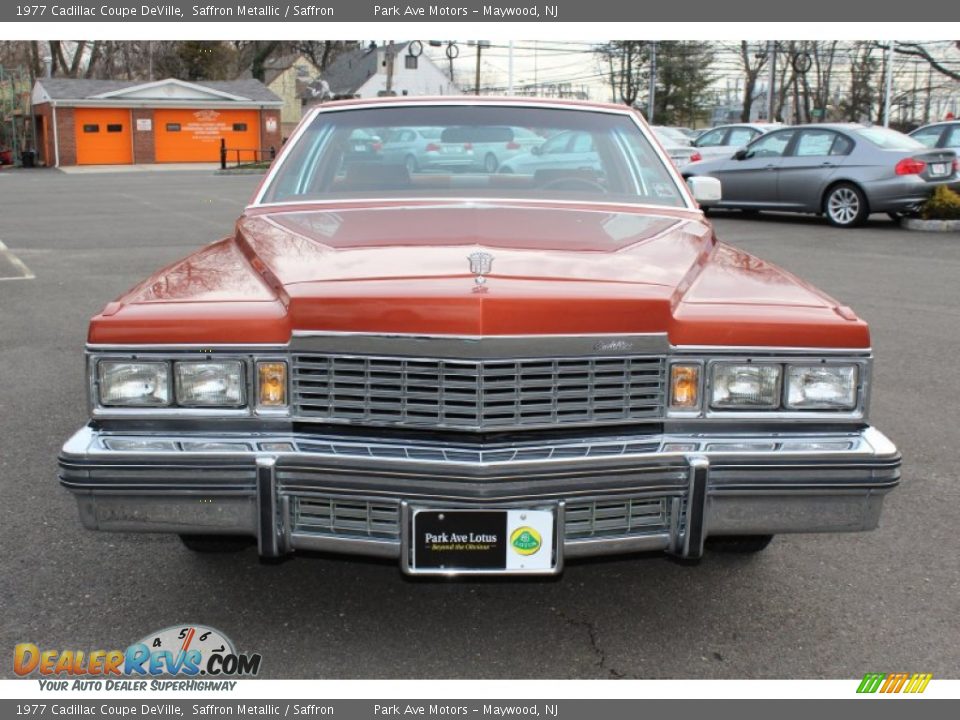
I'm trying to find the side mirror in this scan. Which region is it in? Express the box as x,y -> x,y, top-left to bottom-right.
531,145 -> 543,156
686,176 -> 722,205
733,148 -> 749,160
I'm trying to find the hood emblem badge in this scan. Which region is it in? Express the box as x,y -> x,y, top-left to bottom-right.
468,251 -> 494,287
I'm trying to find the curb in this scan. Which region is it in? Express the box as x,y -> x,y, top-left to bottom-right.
215,168 -> 269,176
902,218 -> 960,233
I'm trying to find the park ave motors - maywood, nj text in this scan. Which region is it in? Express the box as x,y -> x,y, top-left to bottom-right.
374,706 -> 557,716
373,5 -> 555,16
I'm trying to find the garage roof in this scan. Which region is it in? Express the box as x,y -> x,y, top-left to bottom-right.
33,78 -> 282,108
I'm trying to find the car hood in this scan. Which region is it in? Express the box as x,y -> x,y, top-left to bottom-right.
88,202 -> 869,347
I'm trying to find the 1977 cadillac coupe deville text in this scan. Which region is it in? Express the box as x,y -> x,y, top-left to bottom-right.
59,98 -> 901,575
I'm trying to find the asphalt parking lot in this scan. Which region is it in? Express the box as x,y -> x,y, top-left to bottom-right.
1,169 -> 958,679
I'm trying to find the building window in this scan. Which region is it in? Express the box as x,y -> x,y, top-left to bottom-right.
166,123 -> 181,132
232,123 -> 248,132
82,124 -> 99,133
106,124 -> 122,133
405,55 -> 418,70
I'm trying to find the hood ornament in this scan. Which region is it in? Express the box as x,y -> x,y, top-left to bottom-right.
468,251 -> 494,286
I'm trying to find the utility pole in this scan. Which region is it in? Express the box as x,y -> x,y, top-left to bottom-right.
766,40 -> 777,122
385,42 -> 395,95
474,41 -> 483,95
647,41 -> 657,123
508,40 -> 514,95
883,40 -> 894,127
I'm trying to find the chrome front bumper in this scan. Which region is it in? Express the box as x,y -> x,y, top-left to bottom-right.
59,425 -> 901,566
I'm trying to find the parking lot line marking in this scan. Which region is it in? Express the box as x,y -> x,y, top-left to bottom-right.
0,238 -> 36,281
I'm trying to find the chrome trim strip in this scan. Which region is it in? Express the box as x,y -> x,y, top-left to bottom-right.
87,339 -> 872,356
289,332 -> 671,358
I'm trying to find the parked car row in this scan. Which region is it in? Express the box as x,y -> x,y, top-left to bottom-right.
346,125 -> 546,174
680,121 -> 960,227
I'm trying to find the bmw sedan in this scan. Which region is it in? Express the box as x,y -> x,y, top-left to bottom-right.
683,123 -> 959,227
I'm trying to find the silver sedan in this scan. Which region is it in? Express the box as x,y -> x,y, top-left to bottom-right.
683,123 -> 959,227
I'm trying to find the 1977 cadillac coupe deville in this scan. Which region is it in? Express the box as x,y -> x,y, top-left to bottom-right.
60,98 -> 901,575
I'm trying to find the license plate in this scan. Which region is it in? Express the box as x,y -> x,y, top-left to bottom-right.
442,146 -> 463,154
931,163 -> 948,176
410,508 -> 556,574
354,144 -> 368,152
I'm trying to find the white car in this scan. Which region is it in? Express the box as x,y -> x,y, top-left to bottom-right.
691,123 -> 782,161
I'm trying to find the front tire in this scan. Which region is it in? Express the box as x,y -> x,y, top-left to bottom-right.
706,535 -> 774,553
180,534 -> 253,553
824,183 -> 869,227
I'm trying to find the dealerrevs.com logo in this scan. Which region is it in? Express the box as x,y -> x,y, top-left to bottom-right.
14,624 -> 261,690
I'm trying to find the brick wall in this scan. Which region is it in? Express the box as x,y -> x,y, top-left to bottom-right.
56,107 -> 77,166
131,108 -> 155,163
260,109 -> 282,158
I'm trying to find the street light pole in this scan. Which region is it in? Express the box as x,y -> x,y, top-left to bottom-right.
883,40 -> 894,127
647,41 -> 657,123
766,40 -> 777,122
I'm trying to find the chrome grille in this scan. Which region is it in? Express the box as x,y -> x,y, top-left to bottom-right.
292,354 -> 665,431
564,497 -> 671,539
290,495 -> 675,541
294,496 -> 400,539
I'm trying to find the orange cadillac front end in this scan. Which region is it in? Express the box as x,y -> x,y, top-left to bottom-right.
60,99 -> 900,574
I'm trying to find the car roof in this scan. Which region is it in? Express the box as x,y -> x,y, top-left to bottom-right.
308,95 -> 641,114
910,121 -> 959,131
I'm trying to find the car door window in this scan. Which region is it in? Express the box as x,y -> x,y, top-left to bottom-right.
911,126 -> 944,148
830,134 -> 854,156
696,128 -> 726,147
748,130 -> 795,158
727,128 -> 757,147
944,125 -> 960,148
540,133 -> 572,154
569,133 -> 594,153
794,130 -> 837,157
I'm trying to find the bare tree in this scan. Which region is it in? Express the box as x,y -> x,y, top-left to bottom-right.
596,41 -> 649,106
890,41 -> 960,82
736,41 -> 768,122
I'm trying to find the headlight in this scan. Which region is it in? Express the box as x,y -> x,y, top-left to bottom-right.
174,361 -> 245,407
98,361 -> 170,406
785,365 -> 858,410
710,363 -> 780,409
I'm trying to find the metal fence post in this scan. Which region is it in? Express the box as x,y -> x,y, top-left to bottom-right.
220,138 -> 226,170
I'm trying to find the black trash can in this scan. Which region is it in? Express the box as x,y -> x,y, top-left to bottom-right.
20,150 -> 35,168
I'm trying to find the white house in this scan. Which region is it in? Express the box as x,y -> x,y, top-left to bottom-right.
318,42 -> 460,100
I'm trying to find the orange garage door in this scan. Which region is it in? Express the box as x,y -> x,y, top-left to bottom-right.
74,108 -> 132,165
154,109 -> 260,163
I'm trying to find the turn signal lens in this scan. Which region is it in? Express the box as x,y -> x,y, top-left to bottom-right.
670,364 -> 700,409
257,362 -> 287,407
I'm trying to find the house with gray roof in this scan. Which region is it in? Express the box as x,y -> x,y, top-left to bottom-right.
32,77 -> 282,167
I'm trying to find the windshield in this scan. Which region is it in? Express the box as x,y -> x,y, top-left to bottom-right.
854,126 -> 924,150
259,105 -> 687,208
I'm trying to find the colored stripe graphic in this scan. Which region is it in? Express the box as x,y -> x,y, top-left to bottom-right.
857,673 -> 886,693
857,672 -> 932,694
